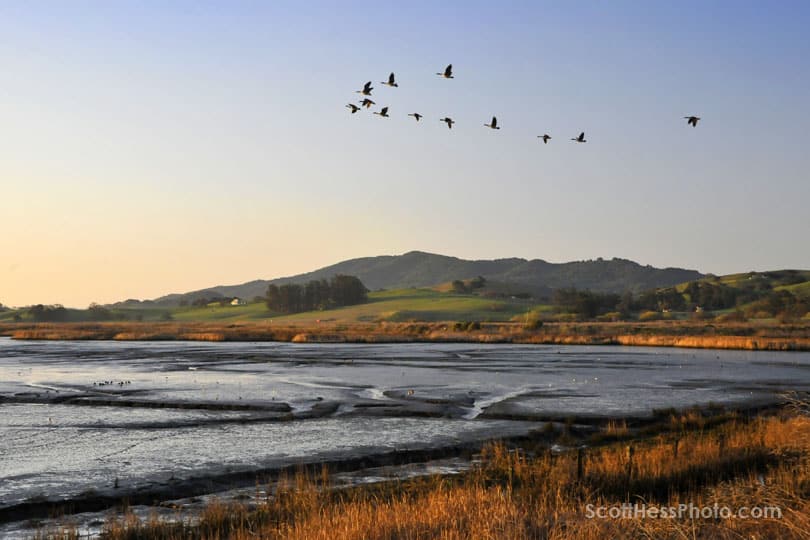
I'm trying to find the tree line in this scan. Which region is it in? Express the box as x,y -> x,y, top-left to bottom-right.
266,275 -> 368,314
551,280 -> 808,321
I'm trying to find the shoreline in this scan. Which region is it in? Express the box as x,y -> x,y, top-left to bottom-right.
0,401 -> 783,526
2,321 -> 810,351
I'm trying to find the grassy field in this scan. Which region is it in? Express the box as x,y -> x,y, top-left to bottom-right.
95,289 -> 535,324
0,289 -> 535,324
777,280 -> 810,298
44,405 -> 810,540
4,269 -> 808,326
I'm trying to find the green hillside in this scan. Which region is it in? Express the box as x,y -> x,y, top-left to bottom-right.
6,270 -> 808,325
657,270 -> 810,320
132,251 -> 703,307
172,288 -> 533,324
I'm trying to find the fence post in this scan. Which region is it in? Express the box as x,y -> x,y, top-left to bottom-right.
577,447 -> 585,481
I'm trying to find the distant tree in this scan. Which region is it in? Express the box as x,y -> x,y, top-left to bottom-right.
552,288 -> 621,320
87,303 -> 113,321
27,304 -> 69,322
617,291 -> 634,318
330,275 -> 367,307
303,280 -> 325,311
266,275 -> 367,313
451,280 -> 468,294
266,284 -> 280,311
469,276 -> 487,289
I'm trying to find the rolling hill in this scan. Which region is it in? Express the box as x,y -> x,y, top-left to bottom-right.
124,251 -> 703,307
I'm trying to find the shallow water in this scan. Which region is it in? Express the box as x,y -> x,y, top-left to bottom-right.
2,338 -> 809,534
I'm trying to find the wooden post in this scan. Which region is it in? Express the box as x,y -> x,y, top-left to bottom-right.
673,437 -> 680,459
577,447 -> 585,481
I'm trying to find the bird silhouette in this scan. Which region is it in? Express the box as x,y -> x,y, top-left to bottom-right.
355,81 -> 373,96
538,134 -> 551,144
436,64 -> 454,79
374,106 -> 389,118
440,117 -> 455,129
381,72 -> 398,87
408,113 -> 423,122
484,116 -> 500,129
359,98 -> 375,109
684,116 -> 700,127
571,132 -> 587,143
346,104 -> 360,114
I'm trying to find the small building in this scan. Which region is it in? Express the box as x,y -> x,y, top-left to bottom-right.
230,298 -> 246,306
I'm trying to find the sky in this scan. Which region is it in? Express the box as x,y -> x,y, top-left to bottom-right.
1,1 -> 809,308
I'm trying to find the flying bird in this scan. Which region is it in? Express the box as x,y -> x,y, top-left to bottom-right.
381,72 -> 398,87
408,113 -> 423,122
355,81 -> 373,96
571,132 -> 587,143
484,116 -> 500,130
373,106 -> 389,117
359,98 -> 375,108
436,64 -> 454,79
684,116 -> 700,127
440,117 -> 455,129
346,103 -> 360,114
538,134 -> 551,144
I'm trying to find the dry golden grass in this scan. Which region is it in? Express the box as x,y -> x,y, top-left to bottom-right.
80,412 -> 810,540
3,320 -> 810,350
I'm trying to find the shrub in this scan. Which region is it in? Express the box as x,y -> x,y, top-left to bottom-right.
638,310 -> 661,322
717,310 -> 747,323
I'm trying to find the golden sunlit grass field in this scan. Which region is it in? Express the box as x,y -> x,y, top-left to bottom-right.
3,319 -> 810,350
41,406 -> 810,539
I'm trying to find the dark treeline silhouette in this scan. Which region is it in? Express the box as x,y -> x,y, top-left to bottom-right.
87,303 -> 115,321
26,304 -> 70,322
266,275 -> 368,314
451,276 -> 486,294
552,288 -> 622,319
552,276 -> 808,321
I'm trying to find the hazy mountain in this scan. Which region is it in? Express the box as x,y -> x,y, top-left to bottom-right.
129,251 -> 703,307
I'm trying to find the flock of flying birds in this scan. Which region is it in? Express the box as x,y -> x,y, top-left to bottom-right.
346,64 -> 701,142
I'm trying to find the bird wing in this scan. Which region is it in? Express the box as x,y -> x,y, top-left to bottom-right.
381,107 -> 388,114
363,81 -> 372,91
492,117 -> 497,127
388,72 -> 395,84
445,64 -> 452,76
579,132 -> 584,139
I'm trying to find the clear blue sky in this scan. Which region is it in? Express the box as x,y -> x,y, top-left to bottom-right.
1,1 -> 809,307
